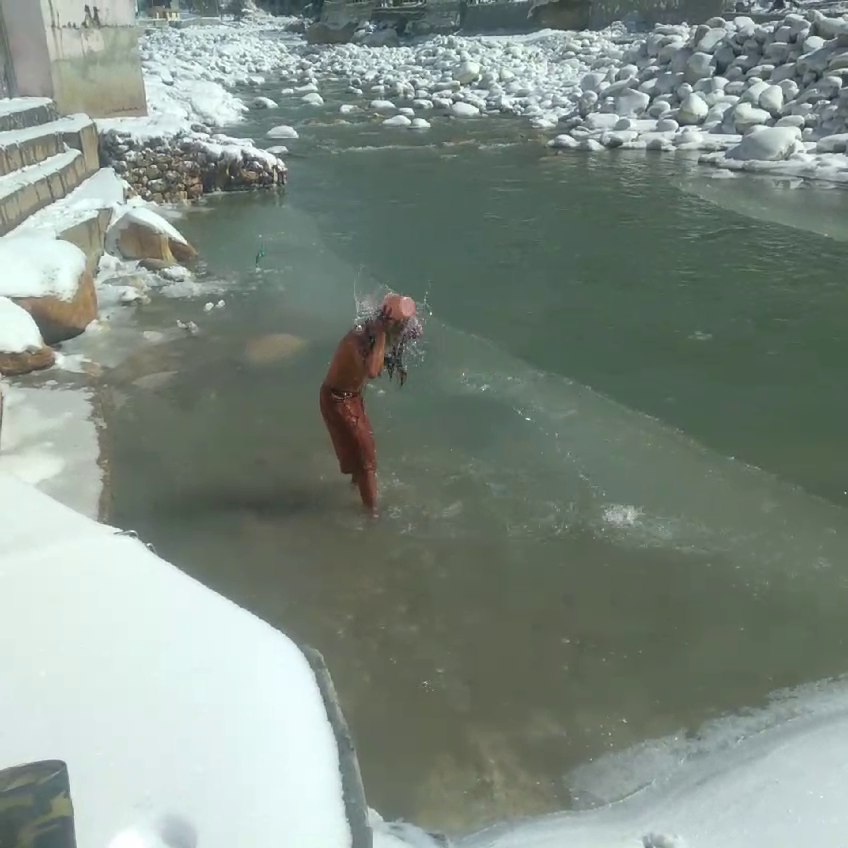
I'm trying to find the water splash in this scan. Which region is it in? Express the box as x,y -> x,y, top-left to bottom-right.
352,270 -> 432,381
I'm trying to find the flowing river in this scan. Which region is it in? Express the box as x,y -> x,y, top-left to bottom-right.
107,88 -> 848,833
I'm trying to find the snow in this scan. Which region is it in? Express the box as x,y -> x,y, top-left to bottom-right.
0,384 -> 102,517
0,236 -> 87,301
0,113 -> 92,149
115,8 -> 847,181
0,297 -> 43,354
108,205 -> 190,249
453,678 -> 848,848
0,96 -> 53,117
96,25 -> 287,173
11,167 -> 128,240
0,470 -> 352,848
0,148 -> 81,200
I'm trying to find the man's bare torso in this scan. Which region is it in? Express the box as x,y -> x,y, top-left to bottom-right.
323,329 -> 371,394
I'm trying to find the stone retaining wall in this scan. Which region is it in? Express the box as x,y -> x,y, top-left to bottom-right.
98,129 -> 287,204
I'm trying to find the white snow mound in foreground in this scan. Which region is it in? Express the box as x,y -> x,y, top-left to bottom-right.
0,472 -> 352,848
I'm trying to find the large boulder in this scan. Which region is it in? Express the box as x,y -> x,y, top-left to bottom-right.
0,237 -> 97,345
725,125 -> 803,161
0,297 -> 55,376
107,207 -> 198,266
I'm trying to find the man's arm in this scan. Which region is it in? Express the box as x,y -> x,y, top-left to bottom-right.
365,322 -> 387,379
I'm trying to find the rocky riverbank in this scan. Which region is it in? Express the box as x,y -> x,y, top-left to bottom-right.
99,129 -> 287,204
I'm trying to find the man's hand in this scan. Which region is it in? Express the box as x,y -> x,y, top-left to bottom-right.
376,304 -> 393,329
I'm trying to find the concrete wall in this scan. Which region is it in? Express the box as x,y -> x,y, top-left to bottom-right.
0,0 -> 53,98
461,1 -> 537,33
458,0 -> 722,33
0,0 -> 147,118
588,0 -> 724,28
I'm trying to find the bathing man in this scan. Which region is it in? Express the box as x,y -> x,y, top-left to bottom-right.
320,293 -> 419,514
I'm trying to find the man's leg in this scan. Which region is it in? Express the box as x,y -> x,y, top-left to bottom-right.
356,469 -> 378,513
352,401 -> 378,514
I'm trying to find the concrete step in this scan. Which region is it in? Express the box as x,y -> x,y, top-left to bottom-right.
10,168 -> 127,273
0,97 -> 58,133
0,115 -> 100,178
0,147 -> 97,236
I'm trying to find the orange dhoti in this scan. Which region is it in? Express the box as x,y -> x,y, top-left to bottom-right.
319,383 -> 377,477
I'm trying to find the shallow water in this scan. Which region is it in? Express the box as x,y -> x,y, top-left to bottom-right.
109,98 -> 848,833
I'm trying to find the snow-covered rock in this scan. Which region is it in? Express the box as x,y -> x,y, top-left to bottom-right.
679,93 -> 710,124
454,60 -> 481,85
451,102 -> 480,118
725,125 -> 803,160
267,124 -> 299,139
383,114 -> 412,127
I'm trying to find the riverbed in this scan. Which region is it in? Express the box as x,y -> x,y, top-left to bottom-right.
107,96 -> 848,834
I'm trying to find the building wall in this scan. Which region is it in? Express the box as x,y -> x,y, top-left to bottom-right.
0,0 -> 53,98
0,0 -> 147,118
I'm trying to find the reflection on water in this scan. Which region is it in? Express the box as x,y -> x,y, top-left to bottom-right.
109,137 -> 848,833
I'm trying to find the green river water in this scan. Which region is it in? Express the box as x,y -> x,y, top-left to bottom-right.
108,92 -> 848,833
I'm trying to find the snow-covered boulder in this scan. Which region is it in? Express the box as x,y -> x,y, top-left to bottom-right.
0,297 -> 54,376
725,125 -> 803,161
107,207 -> 197,267
0,237 -> 95,344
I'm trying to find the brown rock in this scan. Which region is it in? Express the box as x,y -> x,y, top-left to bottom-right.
117,225 -> 177,265
170,238 -> 197,263
138,257 -> 176,272
243,333 -> 307,366
0,345 -> 55,376
15,270 -> 98,344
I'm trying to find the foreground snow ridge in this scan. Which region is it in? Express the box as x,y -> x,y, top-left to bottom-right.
0,472 -> 351,848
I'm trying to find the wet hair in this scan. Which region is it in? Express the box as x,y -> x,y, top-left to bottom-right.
362,313 -> 422,387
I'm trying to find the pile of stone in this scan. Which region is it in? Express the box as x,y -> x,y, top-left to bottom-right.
99,130 -> 287,204
547,10 -> 848,176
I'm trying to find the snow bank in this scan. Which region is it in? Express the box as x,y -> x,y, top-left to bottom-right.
0,470 -> 352,848
0,384 -> 102,518
542,11 -> 848,183
0,297 -> 43,354
10,167 -> 129,240
0,237 -> 87,301
455,679 -> 848,848
98,22 -> 289,177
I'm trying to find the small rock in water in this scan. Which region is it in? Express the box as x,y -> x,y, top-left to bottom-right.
159,265 -> 191,282
339,104 -> 359,115
450,101 -> 480,118
177,320 -> 199,336
411,118 -> 431,129
267,145 -> 289,156
548,133 -> 580,149
243,333 -> 307,366
266,125 -> 299,139
302,92 -> 324,106
371,99 -> 397,113
250,96 -> 277,109
383,114 -> 412,127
